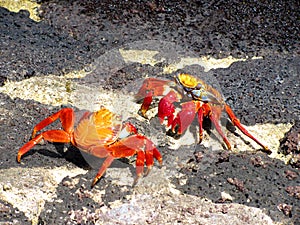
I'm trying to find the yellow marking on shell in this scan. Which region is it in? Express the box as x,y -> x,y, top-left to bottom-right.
92,107 -> 122,145
177,73 -> 199,88
74,108 -> 122,149
74,117 -> 106,149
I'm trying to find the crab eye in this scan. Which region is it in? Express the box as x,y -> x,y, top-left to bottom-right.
184,87 -> 192,92
196,83 -> 202,89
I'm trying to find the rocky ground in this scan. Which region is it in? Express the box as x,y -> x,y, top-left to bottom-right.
0,1 -> 299,224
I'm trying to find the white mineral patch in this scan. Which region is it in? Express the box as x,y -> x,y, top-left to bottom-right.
221,191 -> 234,201
0,75 -> 74,106
225,123 -> 293,162
163,56 -> 256,73
0,0 -> 41,21
0,75 -> 139,120
119,48 -> 262,73
119,49 -> 162,66
165,122 -> 292,162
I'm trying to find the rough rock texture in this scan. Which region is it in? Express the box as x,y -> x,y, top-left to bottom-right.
279,121 -> 300,168
0,0 -> 299,224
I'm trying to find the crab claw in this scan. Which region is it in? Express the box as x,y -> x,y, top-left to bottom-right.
136,78 -> 170,99
158,90 -> 178,126
171,101 -> 197,134
139,91 -> 153,117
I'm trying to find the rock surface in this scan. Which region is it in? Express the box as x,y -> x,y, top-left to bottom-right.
0,1 -> 299,224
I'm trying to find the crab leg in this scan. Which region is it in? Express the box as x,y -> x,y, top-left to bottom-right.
144,137 -> 162,176
134,150 -> 146,186
89,143 -> 142,187
17,108 -> 76,162
205,104 -> 232,150
17,130 -> 71,162
132,145 -> 162,187
158,90 -> 179,126
140,91 -> 154,117
197,107 -> 204,143
115,135 -> 162,183
225,104 -> 270,153
31,108 -> 74,138
91,155 -> 115,188
90,134 -> 163,187
113,134 -> 162,185
210,116 -> 232,150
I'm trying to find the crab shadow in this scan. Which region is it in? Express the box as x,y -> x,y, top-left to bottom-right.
19,142 -> 137,183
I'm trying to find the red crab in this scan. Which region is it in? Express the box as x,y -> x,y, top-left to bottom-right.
136,73 -> 270,153
17,106 -> 162,187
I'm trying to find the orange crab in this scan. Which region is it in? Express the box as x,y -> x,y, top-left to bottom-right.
17,107 -> 162,187
136,73 -> 270,153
